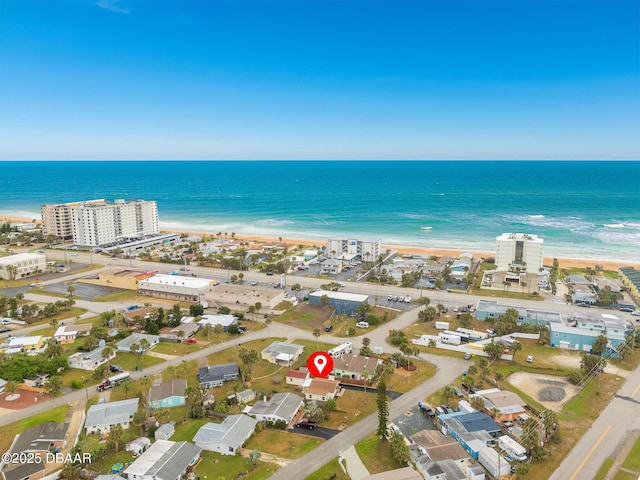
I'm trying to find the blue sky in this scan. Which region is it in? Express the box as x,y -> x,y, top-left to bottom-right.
0,0 -> 638,160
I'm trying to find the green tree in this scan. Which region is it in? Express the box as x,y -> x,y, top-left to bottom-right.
458,312 -> 473,329
376,379 -> 389,439
101,346 -> 114,370
441,385 -> 455,405
483,340 -> 504,361
248,450 -> 261,469
511,340 -> 522,362
592,334 -> 608,356
189,303 -> 204,316
470,396 -> 485,411
265,317 -> 272,336
581,353 -> 605,376
44,338 -> 64,358
324,398 -> 337,412
319,294 -> 330,306
47,375 -> 63,395
133,409 -> 147,435
312,328 -> 321,350
238,348 -> 259,372
390,430 -> 410,463
109,423 -> 123,452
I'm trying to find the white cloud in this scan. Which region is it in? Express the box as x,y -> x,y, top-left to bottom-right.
95,0 -> 130,14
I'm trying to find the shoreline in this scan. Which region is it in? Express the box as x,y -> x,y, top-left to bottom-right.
2,215 -> 637,271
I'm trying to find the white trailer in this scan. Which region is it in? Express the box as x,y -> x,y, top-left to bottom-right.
328,342 -> 353,358
478,446 -> 510,478
435,321 -> 450,330
439,332 -> 462,346
497,435 -> 527,461
456,327 -> 488,340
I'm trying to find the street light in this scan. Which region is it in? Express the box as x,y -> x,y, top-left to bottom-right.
81,376 -> 88,401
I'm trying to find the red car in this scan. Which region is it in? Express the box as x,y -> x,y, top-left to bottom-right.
185,338 -> 197,344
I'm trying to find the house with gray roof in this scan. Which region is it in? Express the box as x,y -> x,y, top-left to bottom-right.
245,392 -> 303,424
193,415 -> 258,455
260,341 -> 304,365
198,363 -> 239,388
1,462 -> 46,480
68,345 -> 116,371
149,379 -> 187,409
116,333 -> 159,353
123,440 -> 201,480
85,398 -> 139,434
7,421 -> 69,455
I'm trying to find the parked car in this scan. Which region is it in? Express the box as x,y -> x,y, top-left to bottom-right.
453,387 -> 464,398
526,355 -> 534,363
620,307 -> 634,313
109,365 -> 123,373
356,321 -> 370,328
325,325 -> 333,332
463,352 -> 472,360
266,271 -> 274,276
185,338 -> 198,344
295,419 -> 317,430
250,281 -> 258,286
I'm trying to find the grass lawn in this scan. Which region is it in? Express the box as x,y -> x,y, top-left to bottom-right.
0,405 -> 70,454
195,450 -> 279,479
244,428 -> 323,459
114,351 -> 165,371
170,416 -> 211,442
305,458 -> 350,480
152,341 -> 205,356
321,389 -> 378,430
354,434 -> 404,475
387,361 -> 437,394
469,287 -> 544,301
613,471 -> 638,480
593,458 -> 614,480
621,433 -> 640,472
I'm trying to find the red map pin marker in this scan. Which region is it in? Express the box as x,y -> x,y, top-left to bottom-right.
307,351 -> 333,378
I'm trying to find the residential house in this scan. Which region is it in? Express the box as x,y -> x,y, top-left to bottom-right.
7,422 -> 69,456
123,440 -> 201,480
474,389 -> 527,421
0,335 -> 44,354
362,467 -> 424,480
68,345 -> 116,371
149,379 -> 187,409
85,398 -> 139,434
410,429 -> 470,463
198,363 -> 239,389
285,369 -> 310,386
116,333 -> 159,353
245,393 -> 303,424
53,324 -> 92,344
196,314 -> 238,330
0,462 -> 46,480
155,422 -> 176,441
23,374 -> 50,388
159,322 -> 199,342
302,378 -> 341,402
320,258 -> 343,274
202,394 -> 215,409
193,415 -> 258,455
331,354 -> 382,381
261,341 -> 304,365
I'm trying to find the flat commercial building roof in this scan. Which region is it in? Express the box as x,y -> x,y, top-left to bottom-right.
308,290 -> 369,302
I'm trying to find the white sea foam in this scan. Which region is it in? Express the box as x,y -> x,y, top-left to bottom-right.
528,214 -> 545,218
603,223 -> 625,229
254,219 -> 296,227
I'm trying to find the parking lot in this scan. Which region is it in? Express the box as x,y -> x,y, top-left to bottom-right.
42,281 -> 124,301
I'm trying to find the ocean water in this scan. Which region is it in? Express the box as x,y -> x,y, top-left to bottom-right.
0,160 -> 639,261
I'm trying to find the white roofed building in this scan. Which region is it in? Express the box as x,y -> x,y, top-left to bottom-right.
122,440 -> 201,480
308,290 -> 369,315
138,274 -> 215,302
261,341 -> 304,365
0,253 -> 47,280
496,233 -> 544,274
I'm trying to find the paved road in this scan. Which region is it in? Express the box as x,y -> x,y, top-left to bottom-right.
268,353 -> 468,480
549,362 -> 640,480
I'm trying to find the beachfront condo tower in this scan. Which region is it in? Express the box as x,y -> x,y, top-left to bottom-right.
495,233 -> 544,274
41,199 -> 159,247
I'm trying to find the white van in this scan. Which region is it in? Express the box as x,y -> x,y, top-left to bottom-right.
356,321 -> 370,328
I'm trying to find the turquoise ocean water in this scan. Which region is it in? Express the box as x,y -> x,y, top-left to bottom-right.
0,161 -> 639,261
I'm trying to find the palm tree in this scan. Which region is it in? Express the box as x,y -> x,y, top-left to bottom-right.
511,340 -> 522,362
312,328 -> 321,350
362,370 -> 370,392
101,346 -> 115,370
441,386 -> 455,405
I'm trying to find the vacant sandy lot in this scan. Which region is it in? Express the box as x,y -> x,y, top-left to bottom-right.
508,371 -> 579,412
548,352 -> 630,378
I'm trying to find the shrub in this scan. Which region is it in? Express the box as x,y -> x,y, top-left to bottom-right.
568,370 -> 583,385
69,379 -> 83,389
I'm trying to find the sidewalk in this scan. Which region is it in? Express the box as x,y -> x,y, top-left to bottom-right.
342,445 -> 370,480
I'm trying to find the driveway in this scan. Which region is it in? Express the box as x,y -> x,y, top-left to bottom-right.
288,425 -> 341,440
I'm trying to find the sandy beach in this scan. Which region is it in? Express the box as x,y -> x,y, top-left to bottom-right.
3,214 -> 637,271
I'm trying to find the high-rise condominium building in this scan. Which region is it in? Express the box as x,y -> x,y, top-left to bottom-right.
327,238 -> 382,262
495,233 -> 544,273
41,199 -> 159,247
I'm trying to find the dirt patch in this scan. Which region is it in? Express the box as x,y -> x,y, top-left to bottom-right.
0,389 -> 53,410
508,371 -> 580,412
548,353 -> 630,378
281,303 -> 335,329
